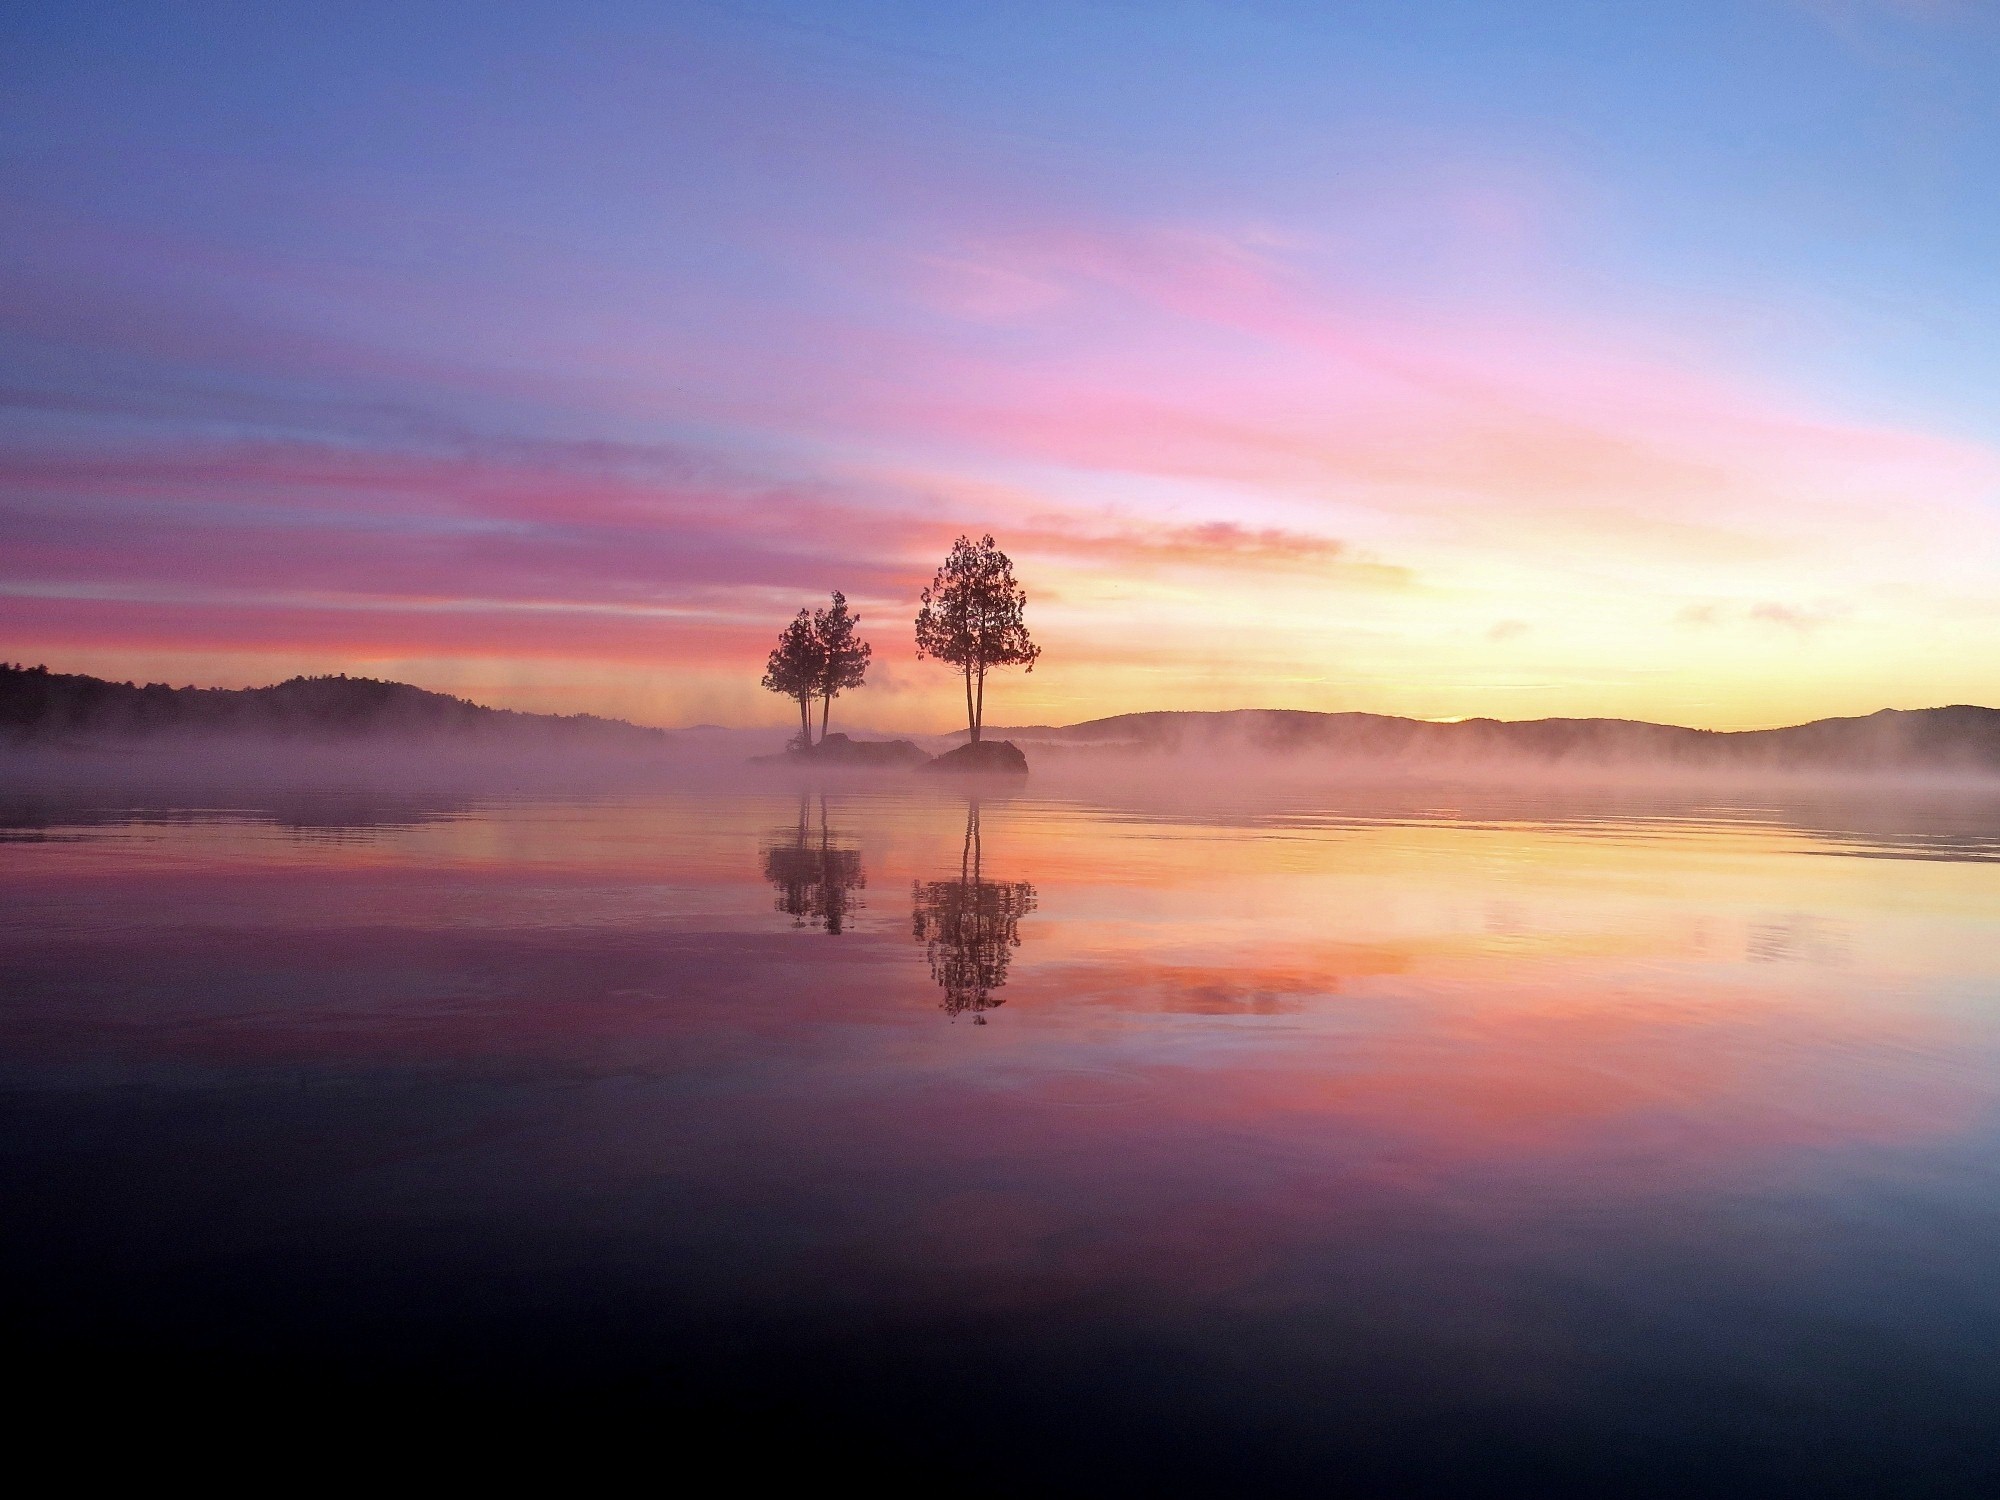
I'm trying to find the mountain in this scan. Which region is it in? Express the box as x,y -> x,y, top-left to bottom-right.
11,663 -> 2000,773
0,664 -> 666,747
986,706 -> 2000,773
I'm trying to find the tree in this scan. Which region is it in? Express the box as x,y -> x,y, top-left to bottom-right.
913,535 -> 1040,744
812,591 -> 872,741
761,609 -> 824,748
764,793 -> 865,935
911,801 -> 1036,1022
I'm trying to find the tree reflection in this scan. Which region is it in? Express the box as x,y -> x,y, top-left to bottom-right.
763,794 -> 865,934
911,801 -> 1036,1022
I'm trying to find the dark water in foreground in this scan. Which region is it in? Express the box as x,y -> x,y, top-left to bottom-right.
6,772 -> 2000,1492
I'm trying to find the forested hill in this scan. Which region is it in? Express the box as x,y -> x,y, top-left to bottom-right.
991,705 -> 2000,773
14,662 -> 2000,772
0,664 -> 665,746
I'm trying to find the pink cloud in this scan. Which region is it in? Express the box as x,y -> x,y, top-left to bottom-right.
10,96 -> 2000,728
754,218 -> 2000,584
1748,600 -> 1850,634
0,590 -> 771,666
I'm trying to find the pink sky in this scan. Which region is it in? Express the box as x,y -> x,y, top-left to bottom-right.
7,3 -> 2000,731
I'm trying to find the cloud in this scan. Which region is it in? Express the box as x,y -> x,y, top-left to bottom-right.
7,41 -> 2000,729
1013,516 -> 1408,585
1672,601 -> 1851,635
0,588 -> 772,665
1748,600 -> 1850,634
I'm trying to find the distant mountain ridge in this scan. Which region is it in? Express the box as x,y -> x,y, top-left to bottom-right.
986,705 -> 2000,772
10,664 -> 2000,773
0,663 -> 665,746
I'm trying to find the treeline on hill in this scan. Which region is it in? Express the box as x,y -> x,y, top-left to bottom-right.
1004,706 -> 2000,773
0,664 -> 664,746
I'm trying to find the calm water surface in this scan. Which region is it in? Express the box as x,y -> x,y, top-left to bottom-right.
6,774 -> 2000,1492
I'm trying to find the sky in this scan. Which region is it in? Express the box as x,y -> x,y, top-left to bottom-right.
5,0 -> 2000,733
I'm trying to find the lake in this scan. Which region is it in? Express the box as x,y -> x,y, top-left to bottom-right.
6,768 -> 2000,1493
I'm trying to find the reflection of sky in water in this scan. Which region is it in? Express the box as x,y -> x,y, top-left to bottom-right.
5,780 -> 2000,1491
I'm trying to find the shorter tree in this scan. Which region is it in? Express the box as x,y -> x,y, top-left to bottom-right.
761,609 -> 823,748
914,535 -> 1040,744
813,591 -> 872,740
764,793 -> 866,935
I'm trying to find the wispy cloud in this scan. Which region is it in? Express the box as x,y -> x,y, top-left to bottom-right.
7,7 -> 2000,729
1748,600 -> 1851,634
1673,600 -> 1852,635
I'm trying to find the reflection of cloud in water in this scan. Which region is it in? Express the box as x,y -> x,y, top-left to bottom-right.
0,789 -> 480,842
1035,776 -> 2000,865
7,785 -> 1999,1355
912,801 -> 1036,1022
762,794 -> 865,935
1746,914 -> 1849,965
1027,952 -> 1412,1015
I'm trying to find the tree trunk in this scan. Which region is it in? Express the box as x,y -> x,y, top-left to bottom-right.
963,664 -> 978,744
820,691 -> 831,741
975,662 -> 986,743
798,691 -> 811,748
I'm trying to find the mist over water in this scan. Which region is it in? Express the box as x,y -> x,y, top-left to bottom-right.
7,749 -> 2000,1492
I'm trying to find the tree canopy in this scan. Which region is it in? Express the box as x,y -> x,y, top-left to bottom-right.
914,535 -> 1039,744
761,593 -> 873,748
812,591 -> 872,740
760,609 -> 823,748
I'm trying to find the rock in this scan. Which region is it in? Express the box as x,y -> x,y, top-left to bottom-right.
752,732 -> 932,768
920,738 -> 1029,776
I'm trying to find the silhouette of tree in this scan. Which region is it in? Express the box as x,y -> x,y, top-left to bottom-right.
812,591 -> 872,742
911,801 -> 1036,1021
761,610 -> 825,749
763,793 -> 865,934
914,535 -> 1040,744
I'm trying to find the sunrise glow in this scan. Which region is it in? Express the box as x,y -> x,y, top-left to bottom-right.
8,4 -> 2000,730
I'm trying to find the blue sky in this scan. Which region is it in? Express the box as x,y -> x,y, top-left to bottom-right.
4,1 -> 1999,728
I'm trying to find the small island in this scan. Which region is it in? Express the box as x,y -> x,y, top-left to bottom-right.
921,739 -> 1030,775
754,732 -> 931,769
758,535 -> 1041,776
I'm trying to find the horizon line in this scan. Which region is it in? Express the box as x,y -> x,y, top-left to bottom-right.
7,662 -> 1993,741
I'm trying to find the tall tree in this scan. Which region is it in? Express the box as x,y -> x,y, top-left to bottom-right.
913,535 -> 1040,744
911,801 -> 1036,1021
760,609 -> 823,748
812,591 -> 872,741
